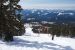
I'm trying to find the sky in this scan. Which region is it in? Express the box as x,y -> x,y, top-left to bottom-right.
19,0 -> 75,9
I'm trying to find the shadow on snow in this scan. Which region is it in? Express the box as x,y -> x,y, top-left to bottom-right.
4,37 -> 74,50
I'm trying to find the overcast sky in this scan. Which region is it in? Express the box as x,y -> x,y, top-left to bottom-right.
19,0 -> 75,9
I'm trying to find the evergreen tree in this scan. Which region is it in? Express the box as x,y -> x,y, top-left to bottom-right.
0,0 -> 25,41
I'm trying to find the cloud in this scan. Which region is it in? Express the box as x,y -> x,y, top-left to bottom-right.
20,4 -> 75,9
18,0 -> 75,9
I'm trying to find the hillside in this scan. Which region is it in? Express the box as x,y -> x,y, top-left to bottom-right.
0,26 -> 75,50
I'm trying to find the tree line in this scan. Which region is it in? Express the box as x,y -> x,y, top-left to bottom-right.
32,23 -> 75,40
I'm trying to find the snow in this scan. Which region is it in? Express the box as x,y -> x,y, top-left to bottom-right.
0,35 -> 75,50
3,1 -> 9,5
0,25 -> 75,50
57,12 -> 74,16
37,12 -> 40,15
25,27 -> 34,36
41,21 -> 54,24
27,18 -> 35,21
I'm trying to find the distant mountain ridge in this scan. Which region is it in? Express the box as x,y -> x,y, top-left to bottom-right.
21,9 -> 75,24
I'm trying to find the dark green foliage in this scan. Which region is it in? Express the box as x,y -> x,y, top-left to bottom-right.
32,26 -> 39,33
0,0 -> 25,41
32,23 -> 75,38
0,33 -> 2,39
4,32 -> 13,41
70,27 -> 75,37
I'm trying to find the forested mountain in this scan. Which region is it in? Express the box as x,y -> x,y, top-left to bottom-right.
21,9 -> 75,38
21,9 -> 75,24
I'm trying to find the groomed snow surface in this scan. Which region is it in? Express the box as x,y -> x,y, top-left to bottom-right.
0,25 -> 75,50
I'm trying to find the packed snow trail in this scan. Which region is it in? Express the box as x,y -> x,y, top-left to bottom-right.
0,24 -> 75,50
0,34 -> 75,50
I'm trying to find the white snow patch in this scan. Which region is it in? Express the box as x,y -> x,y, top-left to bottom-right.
0,25 -> 75,50
0,34 -> 75,50
58,12 -> 74,16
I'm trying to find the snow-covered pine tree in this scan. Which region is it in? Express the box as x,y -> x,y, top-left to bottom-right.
0,0 -> 25,41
